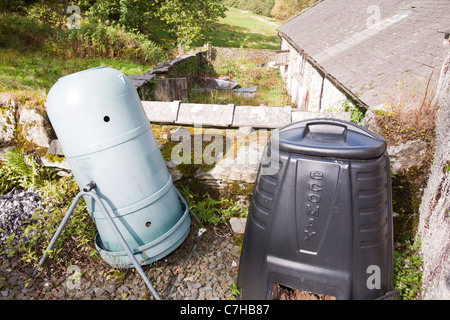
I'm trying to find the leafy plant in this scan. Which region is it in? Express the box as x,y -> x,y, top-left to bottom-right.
0,148 -> 60,195
393,237 -> 423,300
178,185 -> 247,226
2,174 -> 98,274
227,281 -> 240,300
0,148 -> 38,193
0,148 -> 96,272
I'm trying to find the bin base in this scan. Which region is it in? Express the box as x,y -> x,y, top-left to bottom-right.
94,201 -> 191,268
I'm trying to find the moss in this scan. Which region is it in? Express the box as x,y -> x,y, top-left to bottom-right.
43,153 -> 65,163
444,160 -> 450,174
232,234 -> 244,253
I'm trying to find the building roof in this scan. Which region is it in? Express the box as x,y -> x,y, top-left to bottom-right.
278,0 -> 450,108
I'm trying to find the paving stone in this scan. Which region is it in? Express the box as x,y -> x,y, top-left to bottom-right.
142,100 -> 180,124
177,103 -> 235,127
232,105 -> 292,129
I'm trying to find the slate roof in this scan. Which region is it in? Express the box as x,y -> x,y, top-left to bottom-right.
278,0 -> 450,108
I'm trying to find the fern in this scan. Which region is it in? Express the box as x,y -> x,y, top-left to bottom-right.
0,148 -> 39,193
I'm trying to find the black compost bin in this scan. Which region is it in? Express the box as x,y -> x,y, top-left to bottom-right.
237,119 -> 395,300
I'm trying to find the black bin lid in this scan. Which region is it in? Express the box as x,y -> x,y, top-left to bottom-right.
275,118 -> 387,160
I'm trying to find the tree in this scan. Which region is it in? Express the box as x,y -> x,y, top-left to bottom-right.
156,0 -> 227,47
88,0 -> 227,47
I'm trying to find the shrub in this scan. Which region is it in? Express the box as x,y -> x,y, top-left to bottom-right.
0,13 -> 165,65
0,13 -> 52,50
271,0 -> 317,20
50,22 -> 165,64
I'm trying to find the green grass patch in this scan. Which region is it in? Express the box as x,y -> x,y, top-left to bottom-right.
0,49 -> 149,94
204,7 -> 281,50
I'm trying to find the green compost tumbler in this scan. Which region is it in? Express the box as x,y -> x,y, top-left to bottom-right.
45,67 -> 191,268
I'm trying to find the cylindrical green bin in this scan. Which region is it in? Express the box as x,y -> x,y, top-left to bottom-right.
45,67 -> 190,268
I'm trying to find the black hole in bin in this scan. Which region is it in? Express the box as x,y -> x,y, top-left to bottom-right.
146,221 -> 152,228
104,116 -> 110,122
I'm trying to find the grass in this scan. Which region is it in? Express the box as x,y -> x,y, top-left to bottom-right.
0,49 -> 149,95
204,7 -> 281,50
186,47 -> 291,107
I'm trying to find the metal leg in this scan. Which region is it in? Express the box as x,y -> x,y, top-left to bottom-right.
33,183 -> 163,300
32,192 -> 85,277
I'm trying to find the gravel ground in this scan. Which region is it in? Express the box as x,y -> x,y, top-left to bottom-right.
0,220 -> 241,300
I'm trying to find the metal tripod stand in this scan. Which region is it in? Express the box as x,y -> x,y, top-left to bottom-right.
32,182 -> 163,300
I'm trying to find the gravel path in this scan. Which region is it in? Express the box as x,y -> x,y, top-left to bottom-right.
0,222 -> 241,300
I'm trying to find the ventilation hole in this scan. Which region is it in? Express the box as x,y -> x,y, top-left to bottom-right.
145,221 -> 152,228
103,116 -> 110,122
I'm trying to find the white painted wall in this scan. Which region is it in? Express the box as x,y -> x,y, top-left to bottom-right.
279,38 -> 349,112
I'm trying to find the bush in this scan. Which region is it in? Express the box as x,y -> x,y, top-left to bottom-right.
0,13 -> 52,50
271,0 -> 317,20
51,22 -> 165,64
0,13 -> 165,65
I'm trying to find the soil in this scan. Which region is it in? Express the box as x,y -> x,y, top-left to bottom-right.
272,283 -> 336,300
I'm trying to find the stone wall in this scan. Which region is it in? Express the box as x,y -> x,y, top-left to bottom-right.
0,93 -> 53,150
142,100 -> 350,129
418,50 -> 450,300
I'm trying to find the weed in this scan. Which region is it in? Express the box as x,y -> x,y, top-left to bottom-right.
393,237 -> 423,300
0,148 -> 96,273
326,98 -> 366,124
444,160 -> 450,174
227,281 -> 240,300
104,269 -> 126,283
178,185 -> 247,226
188,49 -> 291,107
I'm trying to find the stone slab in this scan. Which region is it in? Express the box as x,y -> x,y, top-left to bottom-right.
141,100 -> 180,124
229,217 -> 247,234
128,74 -> 156,82
232,106 -> 292,129
177,103 -> 234,127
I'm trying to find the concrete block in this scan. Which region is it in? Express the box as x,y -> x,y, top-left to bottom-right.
177,103 -> 234,127
142,100 -> 180,124
232,106 -> 292,129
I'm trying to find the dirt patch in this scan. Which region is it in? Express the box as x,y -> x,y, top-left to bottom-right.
272,283 -> 336,300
